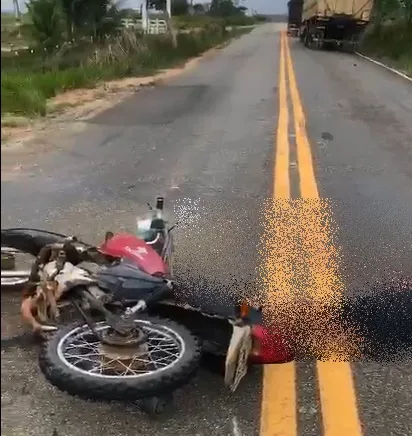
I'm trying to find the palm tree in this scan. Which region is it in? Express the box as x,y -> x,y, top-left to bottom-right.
26,0 -> 65,52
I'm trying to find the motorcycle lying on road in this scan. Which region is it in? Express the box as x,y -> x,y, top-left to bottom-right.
1,197 -> 294,414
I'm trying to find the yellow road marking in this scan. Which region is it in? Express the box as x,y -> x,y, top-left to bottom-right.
259,31 -> 363,436
284,34 -> 318,199
259,32 -> 296,436
260,362 -> 297,436
317,361 -> 363,436
274,31 -> 290,199
283,34 -> 363,436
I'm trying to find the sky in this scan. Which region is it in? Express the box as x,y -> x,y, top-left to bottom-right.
1,0 -> 288,15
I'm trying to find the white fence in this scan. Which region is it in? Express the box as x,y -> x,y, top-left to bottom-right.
120,18 -> 168,34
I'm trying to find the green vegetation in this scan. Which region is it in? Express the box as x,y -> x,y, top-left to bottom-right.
360,0 -> 412,74
1,29 -> 251,117
1,0 -> 257,118
173,14 -> 259,30
172,0 -> 267,29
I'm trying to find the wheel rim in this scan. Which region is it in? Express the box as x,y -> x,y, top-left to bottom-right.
56,320 -> 185,379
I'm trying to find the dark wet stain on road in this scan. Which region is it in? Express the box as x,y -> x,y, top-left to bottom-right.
321,132 -> 334,141
340,280 -> 412,362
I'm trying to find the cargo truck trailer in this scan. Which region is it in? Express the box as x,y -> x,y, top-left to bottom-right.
299,0 -> 374,51
287,0 -> 304,37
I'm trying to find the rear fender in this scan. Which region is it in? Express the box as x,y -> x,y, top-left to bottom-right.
1,228 -> 69,257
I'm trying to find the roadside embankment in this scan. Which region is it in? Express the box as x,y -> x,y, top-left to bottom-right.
358,21 -> 412,77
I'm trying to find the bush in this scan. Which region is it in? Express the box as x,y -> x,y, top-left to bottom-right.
224,15 -> 256,26
1,50 -> 44,72
360,20 -> 412,73
173,15 -> 225,30
1,74 -> 47,116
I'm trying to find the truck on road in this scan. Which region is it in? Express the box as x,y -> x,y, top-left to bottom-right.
287,0 -> 304,37
299,0 -> 374,50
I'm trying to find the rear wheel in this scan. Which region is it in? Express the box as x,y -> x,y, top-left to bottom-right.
39,315 -> 202,401
304,30 -> 312,48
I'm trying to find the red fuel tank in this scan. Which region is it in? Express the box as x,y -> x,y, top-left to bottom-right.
99,233 -> 169,277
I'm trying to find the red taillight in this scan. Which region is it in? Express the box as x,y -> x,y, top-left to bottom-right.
249,325 -> 294,364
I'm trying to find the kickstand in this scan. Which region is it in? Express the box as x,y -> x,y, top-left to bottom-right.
136,393 -> 174,416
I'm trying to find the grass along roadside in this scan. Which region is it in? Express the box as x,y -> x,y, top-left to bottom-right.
1,26 -> 251,118
0,39 -> 231,151
359,20 -> 412,77
173,14 -> 261,30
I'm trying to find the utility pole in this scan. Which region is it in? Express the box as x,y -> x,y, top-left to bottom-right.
188,0 -> 195,16
165,0 -> 177,47
13,0 -> 21,22
13,0 -> 22,39
142,0 -> 148,33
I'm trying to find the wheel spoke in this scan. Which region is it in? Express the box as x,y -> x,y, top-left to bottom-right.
67,352 -> 101,358
66,343 -> 96,351
89,357 -> 118,374
114,359 -> 146,376
70,356 -> 100,365
59,321 -> 184,379
150,343 -> 180,357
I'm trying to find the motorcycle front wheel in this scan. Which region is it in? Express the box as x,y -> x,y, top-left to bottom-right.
39,315 -> 202,401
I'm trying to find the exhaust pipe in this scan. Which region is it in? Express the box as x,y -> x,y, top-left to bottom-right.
2,270 -> 31,278
1,247 -> 30,287
1,270 -> 30,286
1,247 -> 21,254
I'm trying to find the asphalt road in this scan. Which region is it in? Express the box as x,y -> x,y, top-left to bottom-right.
1,24 -> 412,436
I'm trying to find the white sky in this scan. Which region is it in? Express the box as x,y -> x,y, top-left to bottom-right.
1,0 -> 288,14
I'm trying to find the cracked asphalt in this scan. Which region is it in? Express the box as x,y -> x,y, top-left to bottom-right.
1,24 -> 412,436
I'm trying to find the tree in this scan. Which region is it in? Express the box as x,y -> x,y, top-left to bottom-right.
400,0 -> 412,23
59,0 -> 123,41
209,0 -> 245,17
372,0 -> 412,30
374,0 -> 401,21
193,3 -> 205,13
26,0 -> 65,52
172,0 -> 189,15
84,0 -> 123,40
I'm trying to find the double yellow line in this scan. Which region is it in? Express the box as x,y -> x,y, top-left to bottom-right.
259,32 -> 363,436
274,31 -> 318,199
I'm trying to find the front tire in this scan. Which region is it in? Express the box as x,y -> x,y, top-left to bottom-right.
39,315 -> 202,401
